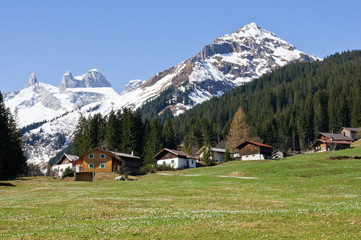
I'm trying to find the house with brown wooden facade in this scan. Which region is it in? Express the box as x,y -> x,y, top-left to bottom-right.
154,148 -> 197,169
236,141 -> 273,161
72,148 -> 141,181
311,132 -> 353,152
339,127 -> 361,140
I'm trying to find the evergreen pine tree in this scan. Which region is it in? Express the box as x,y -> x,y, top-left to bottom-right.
162,118 -> 177,149
143,119 -> 163,165
120,108 -> 136,154
0,92 -> 27,180
72,116 -> 91,155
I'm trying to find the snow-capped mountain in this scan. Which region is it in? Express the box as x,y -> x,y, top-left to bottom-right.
118,22 -> 319,115
4,22 -> 319,169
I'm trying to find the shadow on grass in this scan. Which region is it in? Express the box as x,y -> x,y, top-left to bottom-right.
0,182 -> 15,187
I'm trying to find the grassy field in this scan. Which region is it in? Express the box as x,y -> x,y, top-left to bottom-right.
1,148 -> 361,239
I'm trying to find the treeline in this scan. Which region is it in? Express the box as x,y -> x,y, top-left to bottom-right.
71,109 -> 177,166
0,92 -> 27,180
170,50 -> 361,151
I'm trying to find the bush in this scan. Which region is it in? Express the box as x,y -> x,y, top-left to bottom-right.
64,167 -> 74,178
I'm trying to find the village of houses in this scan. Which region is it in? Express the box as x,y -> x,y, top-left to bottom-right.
51,127 -> 361,181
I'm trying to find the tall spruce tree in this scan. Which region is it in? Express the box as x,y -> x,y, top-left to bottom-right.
162,118 -> 177,149
120,108 -> 137,154
72,116 -> 91,155
143,119 -> 163,165
0,92 -> 26,180
105,110 -> 121,151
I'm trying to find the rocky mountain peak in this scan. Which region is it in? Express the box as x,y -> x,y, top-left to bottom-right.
59,69 -> 111,88
121,79 -> 145,95
25,73 -> 38,88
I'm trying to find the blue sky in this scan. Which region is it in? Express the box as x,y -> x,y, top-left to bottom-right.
0,0 -> 360,93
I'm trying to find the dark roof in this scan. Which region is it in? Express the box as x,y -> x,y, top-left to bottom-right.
312,139 -> 351,147
196,146 -> 227,155
340,127 -> 361,132
56,153 -> 79,164
236,141 -> 273,149
79,147 -> 140,160
153,148 -> 197,160
318,132 -> 354,141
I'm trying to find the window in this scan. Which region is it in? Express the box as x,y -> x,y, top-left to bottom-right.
100,163 -> 105,168
100,154 -> 105,159
89,163 -> 94,168
89,154 -> 94,159
171,160 -> 175,163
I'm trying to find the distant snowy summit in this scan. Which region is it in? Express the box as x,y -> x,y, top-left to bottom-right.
59,69 -> 111,88
121,79 -> 145,95
25,73 -> 39,88
121,22 -> 320,114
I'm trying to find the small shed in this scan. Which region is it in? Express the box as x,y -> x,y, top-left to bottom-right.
236,141 -> 273,161
154,148 -> 197,169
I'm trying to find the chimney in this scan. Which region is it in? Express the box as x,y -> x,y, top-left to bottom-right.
131,151 -> 134,156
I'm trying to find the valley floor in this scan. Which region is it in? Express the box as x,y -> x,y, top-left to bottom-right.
1,148 -> 361,239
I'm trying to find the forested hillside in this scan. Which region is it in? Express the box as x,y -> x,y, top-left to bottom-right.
170,50 -> 361,152
54,51 -> 361,167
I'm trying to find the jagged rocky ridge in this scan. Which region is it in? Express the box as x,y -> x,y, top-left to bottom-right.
120,22 -> 319,115
4,22 -> 319,169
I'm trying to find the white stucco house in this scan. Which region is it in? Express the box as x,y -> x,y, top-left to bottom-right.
154,148 -> 197,169
51,153 -> 79,178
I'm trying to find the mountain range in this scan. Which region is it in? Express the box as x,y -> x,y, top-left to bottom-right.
3,22 -> 319,169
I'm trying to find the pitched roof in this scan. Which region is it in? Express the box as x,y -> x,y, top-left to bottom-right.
79,147 -> 140,160
196,146 -> 227,155
153,148 -> 197,160
340,127 -> 361,132
312,139 -> 351,147
318,132 -> 354,141
56,153 -> 79,164
109,151 -> 140,159
236,141 -> 273,149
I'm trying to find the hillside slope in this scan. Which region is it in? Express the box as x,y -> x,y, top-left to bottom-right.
170,50 -> 361,151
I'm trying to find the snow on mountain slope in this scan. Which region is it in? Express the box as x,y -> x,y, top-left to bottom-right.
4,22 -> 320,169
118,22 -> 319,115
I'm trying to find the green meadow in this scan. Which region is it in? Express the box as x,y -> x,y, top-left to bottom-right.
1,148 -> 361,239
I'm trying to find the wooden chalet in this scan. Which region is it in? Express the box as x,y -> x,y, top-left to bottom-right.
236,141 -> 273,161
154,148 -> 197,169
312,132 -> 353,152
196,146 -> 228,162
51,153 -> 79,178
73,148 -> 141,181
339,127 -> 361,140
